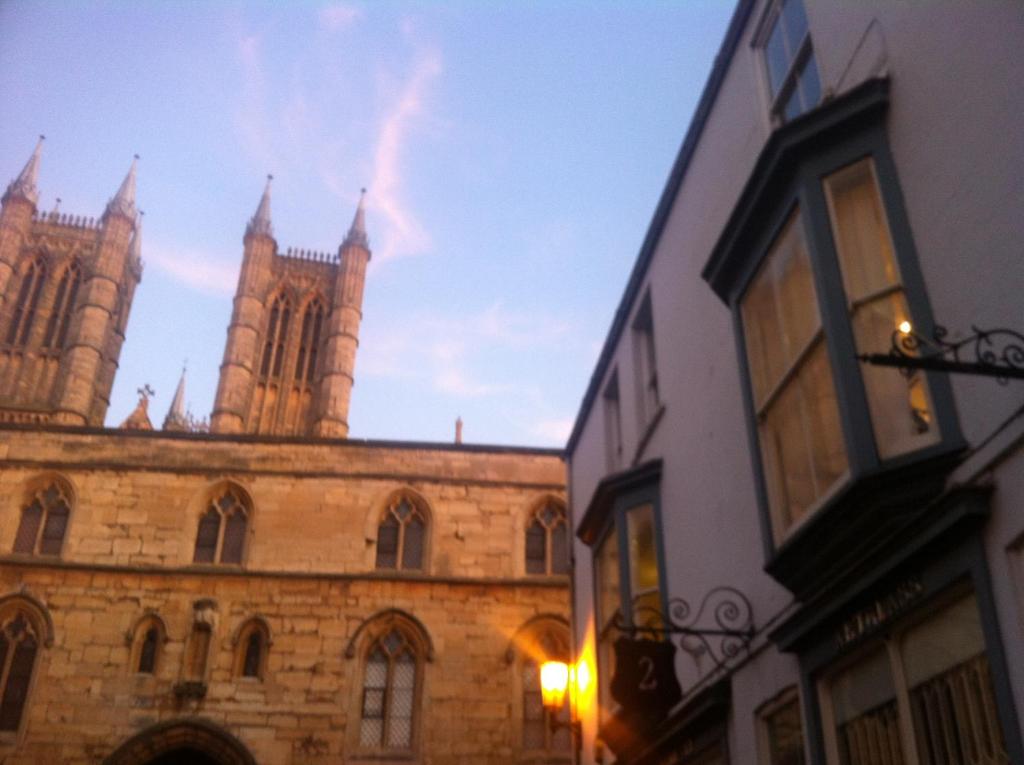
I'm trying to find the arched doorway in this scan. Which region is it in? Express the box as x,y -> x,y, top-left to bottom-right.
104,719 -> 257,765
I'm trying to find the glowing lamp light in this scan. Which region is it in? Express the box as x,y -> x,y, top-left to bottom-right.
898,320 -> 913,335
540,660 -> 570,710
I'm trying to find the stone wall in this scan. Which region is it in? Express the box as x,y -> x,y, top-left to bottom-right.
0,425 -> 569,764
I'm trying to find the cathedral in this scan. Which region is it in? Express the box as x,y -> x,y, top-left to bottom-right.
0,139 -> 570,764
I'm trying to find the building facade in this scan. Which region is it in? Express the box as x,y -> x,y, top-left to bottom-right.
0,147 -> 571,764
567,2 -> 1024,764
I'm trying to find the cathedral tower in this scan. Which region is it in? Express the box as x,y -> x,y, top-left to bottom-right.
0,140 -> 142,425
210,182 -> 370,438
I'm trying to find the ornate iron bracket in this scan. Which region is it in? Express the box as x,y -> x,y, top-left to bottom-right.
858,325 -> 1024,383
613,586 -> 755,670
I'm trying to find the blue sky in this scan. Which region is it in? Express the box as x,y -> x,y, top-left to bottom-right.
0,1 -> 733,446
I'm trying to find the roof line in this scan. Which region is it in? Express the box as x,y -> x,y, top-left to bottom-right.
565,0 -> 755,455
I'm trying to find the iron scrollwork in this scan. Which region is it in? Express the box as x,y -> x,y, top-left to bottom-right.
859,324 -> 1024,383
613,586 -> 755,669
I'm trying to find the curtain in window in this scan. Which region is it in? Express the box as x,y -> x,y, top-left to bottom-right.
824,159 -> 940,460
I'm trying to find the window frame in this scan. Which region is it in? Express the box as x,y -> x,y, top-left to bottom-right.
191,485 -> 252,567
816,587 -> 1010,764
347,616 -> 430,760
374,492 -> 430,573
12,477 -> 73,558
756,686 -> 807,765
631,291 -> 661,432
603,370 -> 623,472
0,595 -> 52,742
232,617 -> 272,681
578,460 -> 668,727
704,81 -> 962,571
127,612 -> 169,677
524,497 -> 570,577
754,0 -> 821,124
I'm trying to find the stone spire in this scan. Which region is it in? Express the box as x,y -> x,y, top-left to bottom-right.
163,364 -> 188,431
105,155 -> 138,221
342,188 -> 369,250
4,135 -> 44,206
247,174 -> 274,238
130,210 -> 144,265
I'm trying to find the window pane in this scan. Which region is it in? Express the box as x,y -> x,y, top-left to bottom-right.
525,522 -> 547,574
13,501 -> 43,554
759,341 -> 846,535
376,517 -> 399,569
852,293 -> 939,458
401,516 -> 425,570
138,628 -> 158,674
765,17 -> 789,97
38,501 -> 69,555
595,531 -> 621,630
550,523 -> 569,575
243,631 -> 262,677
0,635 -> 36,731
825,160 -> 901,301
902,596 -> 1008,764
626,504 -> 660,626
797,52 -> 821,112
193,509 -> 220,563
766,695 -> 806,765
220,510 -> 247,564
360,717 -> 383,747
742,212 -> 820,407
830,647 -> 905,765
781,0 -> 809,53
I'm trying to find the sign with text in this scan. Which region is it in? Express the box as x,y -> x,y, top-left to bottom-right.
610,637 -> 682,721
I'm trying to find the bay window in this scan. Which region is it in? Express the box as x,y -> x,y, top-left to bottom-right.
579,461 -> 665,726
704,80 -> 962,571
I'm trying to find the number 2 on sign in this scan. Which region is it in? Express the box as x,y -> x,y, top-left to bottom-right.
638,656 -> 658,690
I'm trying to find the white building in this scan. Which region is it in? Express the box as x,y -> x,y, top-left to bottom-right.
566,1 -> 1024,763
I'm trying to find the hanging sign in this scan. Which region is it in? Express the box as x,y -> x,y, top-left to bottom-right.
610,637 -> 683,720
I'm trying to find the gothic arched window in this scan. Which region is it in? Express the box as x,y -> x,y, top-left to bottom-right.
13,480 -> 72,556
359,628 -> 420,751
375,495 -> 428,571
128,613 -> 167,675
295,298 -> 325,383
42,262 -> 81,349
5,258 -> 47,347
233,618 -> 271,680
193,487 -> 250,565
259,294 -> 291,379
525,499 -> 569,575
0,604 -> 46,732
508,620 -> 571,757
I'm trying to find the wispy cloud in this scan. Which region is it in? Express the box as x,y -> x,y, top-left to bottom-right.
369,49 -> 443,262
360,302 -> 571,398
146,242 -> 238,297
235,33 -> 276,172
319,3 -> 363,32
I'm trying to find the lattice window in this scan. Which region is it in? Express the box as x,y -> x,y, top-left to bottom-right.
295,299 -> 325,384
375,497 -> 427,571
42,262 -> 81,349
259,294 -> 292,379
526,500 -> 569,575
0,612 -> 40,732
359,628 -> 418,750
6,259 -> 47,347
13,481 -> 71,556
192,488 -> 250,565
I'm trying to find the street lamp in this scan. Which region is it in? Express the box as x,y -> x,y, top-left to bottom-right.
540,660 -> 582,756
